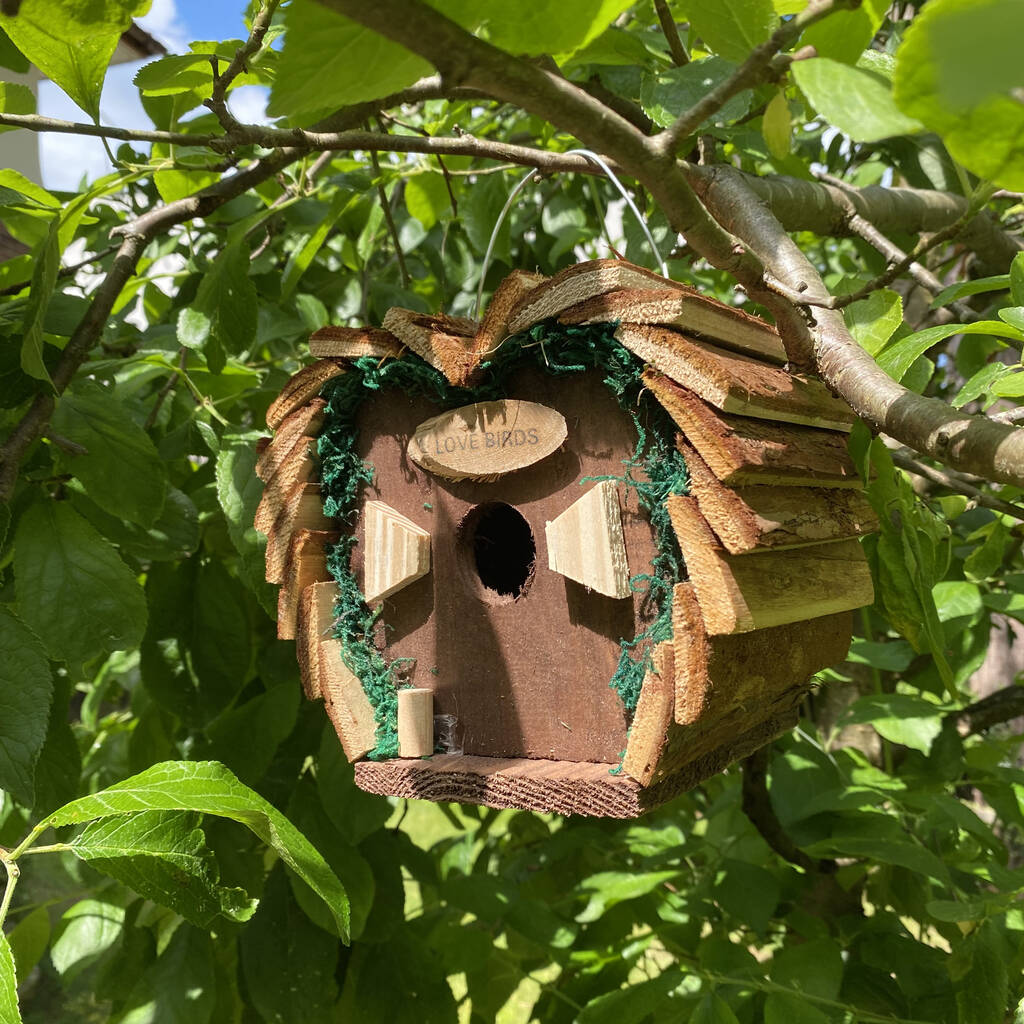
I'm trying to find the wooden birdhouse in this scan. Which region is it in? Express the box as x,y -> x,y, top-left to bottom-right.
256,259 -> 877,818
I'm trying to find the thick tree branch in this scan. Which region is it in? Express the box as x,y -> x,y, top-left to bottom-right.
655,0 -> 851,154
952,684 -> 1024,735
693,165 -> 1024,486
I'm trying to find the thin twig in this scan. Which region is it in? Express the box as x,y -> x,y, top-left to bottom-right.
0,243 -> 120,297
144,348 -> 189,430
653,0 -> 689,66
892,452 -> 1024,522
378,111 -> 458,215
656,0 -> 855,153
369,143 -> 411,288
991,407 -> 1024,425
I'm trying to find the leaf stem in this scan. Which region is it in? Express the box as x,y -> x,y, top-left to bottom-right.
18,844 -> 72,857
0,858 -> 20,932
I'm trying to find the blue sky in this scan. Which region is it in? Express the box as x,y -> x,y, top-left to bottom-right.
38,0 -> 272,189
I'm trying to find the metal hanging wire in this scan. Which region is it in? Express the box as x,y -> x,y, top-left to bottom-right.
474,147 -> 669,320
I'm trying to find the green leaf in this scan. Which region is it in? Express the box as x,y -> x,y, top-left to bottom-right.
282,190 -> 351,301
931,274 -> 1012,309
876,321 -> 1024,383
689,992 -> 740,1024
894,0 -> 1024,190
18,214 -> 58,386
577,969 -> 686,1024
793,58 -> 924,142
0,932 -> 20,1024
764,994 -> 830,1024
955,921 -> 1008,1024
0,27 -> 29,74
846,637 -> 916,671
1011,252 -> 1024,307
406,173 -> 451,230
188,240 -> 258,359
5,908 -> 49,982
493,0 -> 638,58
13,500 -> 147,665
952,362 -> 1007,409
42,760 -> 350,941
0,607 -> 53,806
69,810 -> 257,927
686,0 -> 777,62
713,859 -> 780,934
269,4 -> 431,123
965,519 -> 1011,581
50,897 -> 125,981
844,288 -> 902,355
0,0 -> 148,122
575,870 -> 678,923
0,81 -> 34,132
51,380 -> 168,527
240,868 -> 339,1023
771,938 -> 843,1001
641,57 -> 752,130
114,923 -> 215,1024
800,0 -> 887,65
843,694 -> 944,754
927,898 -> 988,923
762,89 -> 790,160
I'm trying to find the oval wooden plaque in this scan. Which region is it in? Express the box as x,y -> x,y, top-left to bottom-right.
408,399 -> 568,480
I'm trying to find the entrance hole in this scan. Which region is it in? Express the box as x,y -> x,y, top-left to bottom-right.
462,502 -> 536,601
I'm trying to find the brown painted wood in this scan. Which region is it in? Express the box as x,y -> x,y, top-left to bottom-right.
644,371 -> 860,487
297,581 -> 338,700
254,437 -> 316,535
618,324 -> 855,431
682,443 -> 878,554
265,482 -> 330,585
408,399 -> 568,481
256,399 -> 325,482
506,258 -> 683,335
622,643 -> 675,786
277,529 -> 339,639
265,360 -> 344,430
350,368 -> 661,764
319,638 -> 377,761
666,495 -> 874,635
559,287 -> 787,364
309,325 -> 404,360
671,582 -> 853,726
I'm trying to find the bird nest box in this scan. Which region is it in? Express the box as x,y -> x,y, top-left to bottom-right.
256,259 -> 877,818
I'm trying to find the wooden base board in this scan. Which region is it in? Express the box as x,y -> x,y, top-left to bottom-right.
353,715 -> 790,817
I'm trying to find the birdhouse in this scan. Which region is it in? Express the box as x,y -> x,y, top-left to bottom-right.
256,260 -> 877,818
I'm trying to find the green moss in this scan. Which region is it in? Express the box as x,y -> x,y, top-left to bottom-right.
316,321 -> 688,759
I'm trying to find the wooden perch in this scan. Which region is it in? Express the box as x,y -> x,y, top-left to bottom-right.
666,495 -> 874,635
382,307 -> 479,385
309,325 -> 404,360
559,286 -> 787,364
265,482 -> 330,584
619,324 -> 855,431
622,642 -> 675,786
671,583 -> 852,725
256,398 -> 325,483
682,443 -> 878,554
398,687 -> 434,757
319,638 -> 377,761
254,436 -> 317,534
362,500 -> 431,604
505,258 -> 682,335
296,580 -> 338,700
277,529 -> 339,639
265,359 -> 345,431
644,371 -> 860,486
545,480 -> 631,598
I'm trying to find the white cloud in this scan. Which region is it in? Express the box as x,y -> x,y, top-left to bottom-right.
228,85 -> 272,126
138,0 -> 191,54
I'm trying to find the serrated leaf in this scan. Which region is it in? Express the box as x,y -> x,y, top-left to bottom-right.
189,240 -> 258,358
577,969 -> 686,1024
42,760 -> 349,940
894,0 -> 1024,190
876,321 -> 1024,383
794,57 -> 923,141
0,932 -> 20,1024
0,0 -> 148,122
844,287 -> 902,355
51,380 -> 167,527
931,274 -> 1011,309
686,0 -> 778,62
69,810 -> 256,927
955,921 -> 1008,1024
800,0 -> 888,65
50,898 -> 125,981
405,173 -> 451,230
575,870 -> 678,923
0,81 -> 34,133
0,607 -> 52,807
18,214 -> 58,387
952,362 -> 1007,409
843,694 -> 944,754
14,500 -> 147,665
282,190 -> 350,300
689,992 -> 740,1024
641,57 -> 752,130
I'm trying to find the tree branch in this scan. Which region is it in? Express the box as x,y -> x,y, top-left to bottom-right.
953,684 -> 1024,735
891,452 -> 1024,522
653,0 -> 689,66
655,0 -> 851,154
